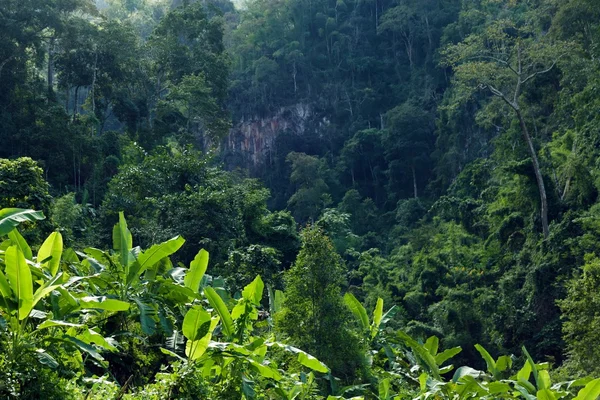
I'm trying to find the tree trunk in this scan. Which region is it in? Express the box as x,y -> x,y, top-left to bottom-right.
47,37 -> 55,96
516,109 -> 549,238
412,165 -> 418,199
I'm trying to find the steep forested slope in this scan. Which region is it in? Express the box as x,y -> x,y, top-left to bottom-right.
1,0 -> 600,398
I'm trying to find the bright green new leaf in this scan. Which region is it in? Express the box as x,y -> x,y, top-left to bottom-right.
537,389 -> 557,400
113,212 -> 133,268
0,209 -> 45,236
298,351 -> 329,373
5,246 -> 33,320
574,378 -> 600,400
344,292 -> 369,332
204,286 -> 234,339
31,272 -> 63,311
186,316 -> 218,360
184,248 -> 208,293
242,275 -> 264,305
128,236 -> 185,284
435,347 -> 462,365
78,296 -> 130,311
379,378 -> 391,400
371,297 -> 384,339
183,305 -> 211,341
424,336 -> 439,356
37,320 -> 84,330
8,229 -> 32,260
37,232 -> 63,276
0,269 -> 12,299
496,355 -> 512,372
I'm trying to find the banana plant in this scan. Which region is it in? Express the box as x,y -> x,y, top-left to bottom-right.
160,274 -> 331,398
0,211 -> 119,369
344,292 -> 397,341
76,212 -> 193,335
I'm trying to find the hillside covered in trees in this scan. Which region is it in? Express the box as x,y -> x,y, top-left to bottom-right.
2,0 -> 600,398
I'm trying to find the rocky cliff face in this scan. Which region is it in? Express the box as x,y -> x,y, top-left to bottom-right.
225,103 -> 311,169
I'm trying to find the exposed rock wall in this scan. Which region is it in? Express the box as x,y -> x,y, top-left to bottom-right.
226,103 -> 311,168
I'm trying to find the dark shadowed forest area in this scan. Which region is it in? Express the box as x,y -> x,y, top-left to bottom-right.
2,0 -> 600,398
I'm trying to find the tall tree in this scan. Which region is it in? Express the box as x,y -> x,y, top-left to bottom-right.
442,4 -> 570,237
276,226 -> 362,379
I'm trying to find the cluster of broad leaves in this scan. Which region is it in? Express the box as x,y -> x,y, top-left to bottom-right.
1,207 -> 599,399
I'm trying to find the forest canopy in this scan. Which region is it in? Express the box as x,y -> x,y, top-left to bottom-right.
1,0 -> 600,398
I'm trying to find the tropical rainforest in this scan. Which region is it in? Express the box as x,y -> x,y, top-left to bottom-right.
1,0 -> 600,398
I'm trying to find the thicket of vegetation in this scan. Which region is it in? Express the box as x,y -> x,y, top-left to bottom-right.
2,0 -> 600,398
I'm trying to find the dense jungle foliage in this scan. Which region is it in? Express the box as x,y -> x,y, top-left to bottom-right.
2,0 -> 600,398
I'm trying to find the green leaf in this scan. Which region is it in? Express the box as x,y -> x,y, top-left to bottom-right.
378,378 -> 391,400
488,382 -> 511,394
452,366 -> 482,383
185,316 -> 218,360
435,346 -> 462,365
536,389 -> 557,400
31,272 -> 63,311
249,359 -> 282,380
538,370 -> 552,391
0,269 -> 12,299
398,330 -> 440,379
128,236 -> 185,285
523,346 -> 540,390
35,349 -> 59,369
38,320 -> 84,330
8,229 -> 32,260
424,336 -> 439,356
78,296 -> 130,311
475,344 -> 497,377
77,329 -> 118,352
112,212 -> 132,268
574,378 -> 600,400
184,248 -> 208,293
63,335 -> 106,363
0,209 -> 45,236
517,360 -> 532,382
370,298 -> 384,339
182,305 -> 211,341
37,232 -> 63,276
274,289 -> 284,313
496,355 -> 512,372
344,292 -> 369,332
242,275 -> 264,305
204,286 -> 234,339
5,246 -> 33,320
298,351 -> 329,373
132,298 -> 157,335
160,347 -> 186,361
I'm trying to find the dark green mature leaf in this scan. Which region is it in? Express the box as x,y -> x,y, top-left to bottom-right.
35,349 -> 59,369
132,297 -> 157,335
0,209 -> 45,236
